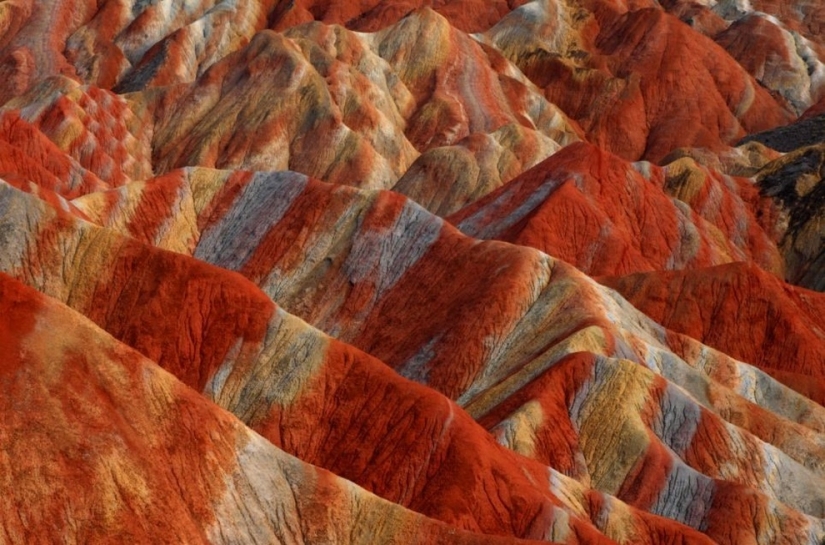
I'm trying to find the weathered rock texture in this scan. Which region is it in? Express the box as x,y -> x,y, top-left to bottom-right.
2,0 -> 825,544
0,272 -> 550,545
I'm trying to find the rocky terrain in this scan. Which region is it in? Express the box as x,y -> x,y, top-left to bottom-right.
1,0 -> 825,543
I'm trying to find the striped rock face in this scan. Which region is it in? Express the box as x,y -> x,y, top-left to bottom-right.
483,0 -> 795,162
9,168 -> 825,543
0,272 -> 552,545
2,1 -> 825,544
662,0 -> 825,115
450,142 -> 784,277
602,262 -> 825,401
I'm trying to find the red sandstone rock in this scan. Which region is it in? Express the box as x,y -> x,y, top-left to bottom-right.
449,142 -> 781,276
2,1 -> 825,543
485,3 -> 793,162
0,109 -> 107,197
715,13 -> 824,115
122,11 -> 579,193
24,164 -> 825,540
602,262 -> 825,385
0,272 -> 553,545
6,174 -> 825,541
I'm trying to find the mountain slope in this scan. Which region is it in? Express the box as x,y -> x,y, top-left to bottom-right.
0,272 -> 547,545
2,0 -> 825,543
10,172 -> 825,541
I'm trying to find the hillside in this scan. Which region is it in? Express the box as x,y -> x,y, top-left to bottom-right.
1,0 -> 825,543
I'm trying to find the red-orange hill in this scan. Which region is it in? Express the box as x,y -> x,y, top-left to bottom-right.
7,202 -> 557,541
602,262 -> 825,404
14,168 -> 825,541
449,141 -> 776,277
0,110 -> 107,198
0,271 -> 559,545
473,348 -> 825,544
1,1 -> 825,542
512,4 -> 793,162
13,186 -> 719,543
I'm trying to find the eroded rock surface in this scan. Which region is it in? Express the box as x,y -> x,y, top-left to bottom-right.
2,1 -> 825,543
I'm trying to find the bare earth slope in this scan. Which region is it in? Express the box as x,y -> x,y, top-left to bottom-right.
0,272 -> 545,545
2,0 -> 825,544
5,172 -> 825,543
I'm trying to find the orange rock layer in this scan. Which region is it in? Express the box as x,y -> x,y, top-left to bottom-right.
1,0 -> 825,544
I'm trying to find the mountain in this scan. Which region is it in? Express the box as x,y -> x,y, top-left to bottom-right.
2,0 -> 825,543
0,272 -> 546,545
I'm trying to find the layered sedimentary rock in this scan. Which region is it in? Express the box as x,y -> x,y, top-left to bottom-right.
124,9 -> 579,192
1,76 -> 154,186
3,0 -> 825,543
482,1 -> 793,162
0,180 -> 701,544
603,262 -> 825,395
27,168 -> 825,542
450,142 -> 783,276
448,139 -> 825,292
715,13 -> 825,115
0,272 -> 548,545
392,120 -> 570,216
